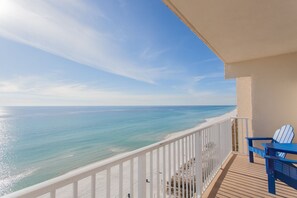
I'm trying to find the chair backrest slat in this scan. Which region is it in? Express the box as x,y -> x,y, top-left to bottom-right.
278,125 -> 287,142
273,129 -> 281,143
272,124 -> 294,158
281,125 -> 290,142
273,125 -> 294,143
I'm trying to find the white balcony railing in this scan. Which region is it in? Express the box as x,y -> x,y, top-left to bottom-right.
4,118 -> 233,198
231,117 -> 249,155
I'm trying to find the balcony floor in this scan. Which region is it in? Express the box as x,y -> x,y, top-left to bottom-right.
204,154 -> 297,198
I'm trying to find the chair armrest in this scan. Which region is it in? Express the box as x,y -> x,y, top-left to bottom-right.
246,137 -> 273,141
264,155 -> 297,164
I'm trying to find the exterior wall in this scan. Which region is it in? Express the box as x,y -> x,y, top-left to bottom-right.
236,77 -> 252,129
236,77 -> 253,153
226,52 -> 297,145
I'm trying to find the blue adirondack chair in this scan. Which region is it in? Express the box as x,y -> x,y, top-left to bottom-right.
263,143 -> 297,194
246,124 -> 294,163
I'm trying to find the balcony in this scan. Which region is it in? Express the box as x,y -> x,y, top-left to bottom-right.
3,117 -> 295,198
203,155 -> 296,198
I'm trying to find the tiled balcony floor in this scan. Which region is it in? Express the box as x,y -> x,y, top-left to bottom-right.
205,154 -> 296,198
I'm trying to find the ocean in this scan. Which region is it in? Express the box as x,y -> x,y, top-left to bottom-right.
0,106 -> 235,195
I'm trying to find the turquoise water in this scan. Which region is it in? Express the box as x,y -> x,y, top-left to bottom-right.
0,106 -> 235,195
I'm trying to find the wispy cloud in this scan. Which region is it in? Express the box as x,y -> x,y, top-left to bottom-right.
192,57 -> 220,66
172,72 -> 227,96
140,47 -> 170,60
0,76 -> 235,105
0,81 -> 20,92
0,76 -> 119,99
193,76 -> 205,82
0,0 -> 170,84
192,72 -> 224,82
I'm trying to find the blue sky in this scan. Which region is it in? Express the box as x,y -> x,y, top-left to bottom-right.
0,0 -> 235,106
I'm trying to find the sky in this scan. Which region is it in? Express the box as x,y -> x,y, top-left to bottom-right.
0,0 -> 236,106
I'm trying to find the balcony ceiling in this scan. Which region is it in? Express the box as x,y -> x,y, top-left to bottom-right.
163,0 -> 297,63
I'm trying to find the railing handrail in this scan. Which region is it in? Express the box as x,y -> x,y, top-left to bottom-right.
4,116 -> 232,198
231,116 -> 249,119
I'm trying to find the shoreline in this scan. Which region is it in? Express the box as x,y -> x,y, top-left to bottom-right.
164,109 -> 237,140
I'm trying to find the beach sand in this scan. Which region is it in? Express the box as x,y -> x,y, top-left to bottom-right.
38,109 -> 237,198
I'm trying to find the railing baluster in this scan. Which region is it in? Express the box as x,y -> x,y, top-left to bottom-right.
177,140 -> 181,197
204,129 -> 207,188
195,132 -> 202,198
207,128 -> 209,186
168,143 -> 171,198
221,123 -> 224,158
191,134 -> 194,197
150,151 -> 153,198
186,136 -> 189,197
226,121 -> 228,155
182,138 -> 185,197
214,125 -> 217,169
192,134 -> 195,196
163,146 -> 166,198
245,118 -> 249,154
208,125 -> 212,179
130,158 -> 134,198
226,122 -> 228,160
218,125 -> 222,167
188,135 -> 191,197
73,181 -> 78,198
202,130 -> 205,188
157,148 -> 160,198
50,190 -> 55,198
106,168 -> 111,198
214,126 -> 216,177
119,163 -> 123,198
138,154 -> 146,198
173,141 -> 176,197
91,174 -> 96,198
215,125 -> 220,170
208,127 -> 211,185
241,119 -> 244,154
188,136 -> 190,198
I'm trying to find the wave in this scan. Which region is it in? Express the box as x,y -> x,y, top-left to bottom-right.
0,167 -> 40,195
108,146 -> 129,154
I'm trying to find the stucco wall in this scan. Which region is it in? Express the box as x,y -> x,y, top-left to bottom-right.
236,77 -> 253,153
226,52 -> 297,144
236,77 -> 252,124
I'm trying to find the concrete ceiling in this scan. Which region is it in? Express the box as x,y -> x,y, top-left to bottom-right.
163,0 -> 297,63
